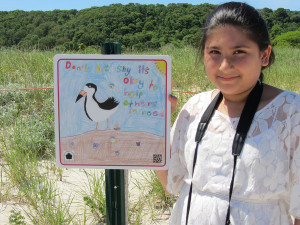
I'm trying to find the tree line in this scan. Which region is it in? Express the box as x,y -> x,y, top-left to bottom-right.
0,3 -> 299,50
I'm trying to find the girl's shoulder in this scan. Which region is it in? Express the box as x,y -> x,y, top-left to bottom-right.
186,90 -> 214,105
277,90 -> 300,111
182,90 -> 214,113
174,90 -> 214,132
257,86 -> 300,118
252,84 -> 300,113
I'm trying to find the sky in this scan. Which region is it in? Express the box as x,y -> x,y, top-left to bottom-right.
1,0 -> 299,11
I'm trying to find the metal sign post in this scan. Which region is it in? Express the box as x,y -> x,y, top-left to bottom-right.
101,42 -> 128,225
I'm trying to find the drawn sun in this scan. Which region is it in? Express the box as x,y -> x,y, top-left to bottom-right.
153,61 -> 167,77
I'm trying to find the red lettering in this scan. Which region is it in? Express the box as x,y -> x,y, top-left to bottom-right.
159,111 -> 165,117
66,61 -> 71,69
130,76 -> 135,84
145,67 -> 149,74
149,80 -> 154,89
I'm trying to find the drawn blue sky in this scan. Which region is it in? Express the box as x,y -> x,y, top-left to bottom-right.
57,58 -> 167,138
1,0 -> 299,11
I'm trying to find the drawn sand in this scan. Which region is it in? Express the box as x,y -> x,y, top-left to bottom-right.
59,130 -> 166,167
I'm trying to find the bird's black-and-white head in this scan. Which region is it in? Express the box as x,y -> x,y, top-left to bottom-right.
84,83 -> 97,95
75,83 -> 97,102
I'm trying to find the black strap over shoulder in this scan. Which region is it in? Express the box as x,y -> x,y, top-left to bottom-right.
185,91 -> 222,224
195,91 -> 223,143
232,82 -> 263,156
185,82 -> 263,225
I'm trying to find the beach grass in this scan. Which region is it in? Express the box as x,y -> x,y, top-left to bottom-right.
0,46 -> 299,224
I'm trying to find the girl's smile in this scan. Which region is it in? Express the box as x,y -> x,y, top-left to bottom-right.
217,75 -> 239,82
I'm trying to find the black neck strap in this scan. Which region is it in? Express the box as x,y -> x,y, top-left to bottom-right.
186,81 -> 263,225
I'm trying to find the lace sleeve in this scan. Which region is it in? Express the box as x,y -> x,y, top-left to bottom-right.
289,94 -> 300,219
166,106 -> 189,194
167,92 -> 210,194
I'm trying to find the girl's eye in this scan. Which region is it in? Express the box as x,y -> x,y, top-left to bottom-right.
209,50 -> 220,55
234,50 -> 246,54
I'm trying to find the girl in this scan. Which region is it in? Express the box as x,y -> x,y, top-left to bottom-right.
157,2 -> 300,225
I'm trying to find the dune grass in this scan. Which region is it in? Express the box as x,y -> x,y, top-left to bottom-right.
0,46 -> 299,224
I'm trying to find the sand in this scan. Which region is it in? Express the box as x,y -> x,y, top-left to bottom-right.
0,167 -> 171,224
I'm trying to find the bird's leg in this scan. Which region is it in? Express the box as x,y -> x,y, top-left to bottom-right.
95,122 -> 98,131
107,119 -> 109,129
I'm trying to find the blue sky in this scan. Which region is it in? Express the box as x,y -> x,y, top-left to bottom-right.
1,0 -> 299,11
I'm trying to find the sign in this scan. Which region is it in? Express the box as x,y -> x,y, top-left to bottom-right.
54,54 -> 171,169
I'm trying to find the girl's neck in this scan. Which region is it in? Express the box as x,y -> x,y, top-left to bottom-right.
215,84 -> 283,118
217,97 -> 246,118
216,88 -> 254,118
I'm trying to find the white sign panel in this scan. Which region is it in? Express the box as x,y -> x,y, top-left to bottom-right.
54,54 -> 171,169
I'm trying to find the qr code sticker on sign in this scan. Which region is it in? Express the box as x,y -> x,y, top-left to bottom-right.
153,154 -> 162,163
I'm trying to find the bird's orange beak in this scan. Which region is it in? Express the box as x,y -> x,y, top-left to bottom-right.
75,90 -> 87,102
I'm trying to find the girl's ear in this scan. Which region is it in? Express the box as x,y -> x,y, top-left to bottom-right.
261,45 -> 272,67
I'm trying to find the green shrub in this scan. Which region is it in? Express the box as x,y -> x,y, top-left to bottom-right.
272,31 -> 300,48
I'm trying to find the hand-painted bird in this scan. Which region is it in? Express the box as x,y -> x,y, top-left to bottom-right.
75,83 -> 119,130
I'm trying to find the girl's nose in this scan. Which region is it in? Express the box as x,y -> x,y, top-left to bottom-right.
219,57 -> 233,71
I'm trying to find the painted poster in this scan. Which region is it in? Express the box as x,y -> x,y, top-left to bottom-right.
54,54 -> 171,169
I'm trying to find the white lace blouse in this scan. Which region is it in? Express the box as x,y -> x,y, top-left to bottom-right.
167,90 -> 300,225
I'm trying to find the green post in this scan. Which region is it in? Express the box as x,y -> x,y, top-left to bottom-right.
101,42 -> 121,55
101,42 -> 127,225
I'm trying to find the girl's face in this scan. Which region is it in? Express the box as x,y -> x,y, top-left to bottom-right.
204,25 -> 271,99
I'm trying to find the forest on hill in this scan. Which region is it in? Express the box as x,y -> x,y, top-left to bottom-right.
0,3 -> 299,50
